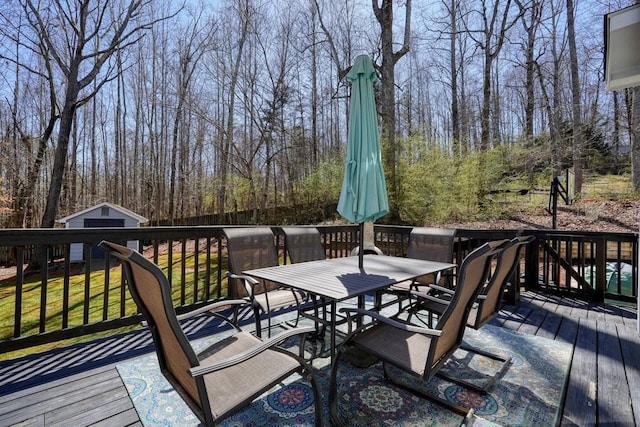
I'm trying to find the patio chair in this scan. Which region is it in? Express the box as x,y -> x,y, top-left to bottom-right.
281,227 -> 331,340
328,239 -> 507,425
223,227 -> 306,337
381,227 -> 457,310
281,226 -> 326,263
413,235 -> 535,328
99,241 -> 322,427
407,235 -> 535,392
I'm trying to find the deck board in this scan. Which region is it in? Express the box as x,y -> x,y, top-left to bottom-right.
597,321 -> 634,425
48,395 -> 135,427
0,368 -> 128,426
0,291 -> 637,426
516,305 -> 546,335
561,318 -> 597,426
536,312 -> 562,339
618,323 -> 640,426
88,408 -> 141,427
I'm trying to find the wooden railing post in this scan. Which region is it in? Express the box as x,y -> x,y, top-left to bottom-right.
524,235 -> 541,294
594,235 -> 607,302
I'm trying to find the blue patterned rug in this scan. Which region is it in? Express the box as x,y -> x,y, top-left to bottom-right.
116,324 -> 572,426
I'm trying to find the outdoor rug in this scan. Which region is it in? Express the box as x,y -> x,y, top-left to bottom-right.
116,324 -> 573,426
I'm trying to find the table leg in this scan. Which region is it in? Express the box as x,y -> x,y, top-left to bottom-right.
330,300 -> 337,362
311,295 -> 326,338
356,295 -> 365,328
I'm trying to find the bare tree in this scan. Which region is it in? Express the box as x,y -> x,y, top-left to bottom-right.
464,0 -> 523,150
372,0 -> 412,221
566,0 -> 583,193
216,0 -> 252,217
624,0 -> 640,190
255,7 -> 297,216
15,0 -> 178,229
168,11 -> 211,224
1,0 -> 635,228
629,87 -> 640,189
0,5 -> 58,228
313,0 -> 412,220
515,0 -> 543,139
539,0 -> 567,178
449,0 -> 461,154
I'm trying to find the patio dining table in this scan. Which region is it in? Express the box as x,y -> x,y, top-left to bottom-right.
243,254 -> 456,362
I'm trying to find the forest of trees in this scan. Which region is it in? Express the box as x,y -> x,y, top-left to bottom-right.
0,0 -> 638,228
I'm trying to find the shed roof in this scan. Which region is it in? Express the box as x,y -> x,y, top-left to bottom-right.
56,202 -> 149,224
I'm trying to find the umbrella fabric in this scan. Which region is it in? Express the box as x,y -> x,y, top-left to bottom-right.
337,54 -> 389,224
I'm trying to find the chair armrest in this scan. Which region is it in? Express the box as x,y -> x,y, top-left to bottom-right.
227,271 -> 260,297
410,290 -> 451,307
141,299 -> 248,328
339,307 -> 442,337
226,271 -> 260,285
427,283 -> 455,295
409,291 -> 478,315
176,299 -> 247,321
189,326 -> 316,377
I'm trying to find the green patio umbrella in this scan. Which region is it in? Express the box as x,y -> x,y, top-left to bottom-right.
337,54 -> 389,268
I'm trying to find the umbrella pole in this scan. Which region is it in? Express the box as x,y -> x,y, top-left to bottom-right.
358,222 -> 364,269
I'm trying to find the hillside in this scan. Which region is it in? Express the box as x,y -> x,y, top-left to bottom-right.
442,198 -> 640,234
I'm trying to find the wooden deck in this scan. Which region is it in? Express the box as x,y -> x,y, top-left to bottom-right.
0,291 -> 638,426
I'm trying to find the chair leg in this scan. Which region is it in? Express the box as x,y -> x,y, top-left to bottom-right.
302,364 -> 323,427
282,302 -> 303,333
401,300 -> 435,328
382,362 -> 474,420
267,312 -> 272,337
282,351 -> 323,426
436,344 -> 512,393
254,307 -> 262,338
232,304 -> 239,325
289,304 -> 301,328
406,306 -> 511,393
328,346 -> 348,427
330,346 -> 475,427
311,296 -> 327,338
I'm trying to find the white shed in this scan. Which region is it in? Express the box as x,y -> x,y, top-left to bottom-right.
56,202 -> 148,262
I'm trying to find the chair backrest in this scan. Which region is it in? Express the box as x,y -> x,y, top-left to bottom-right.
223,227 -> 280,297
281,227 -> 326,263
99,241 -> 207,419
407,227 -> 457,286
471,235 -> 535,328
431,239 -> 508,367
407,227 -> 457,262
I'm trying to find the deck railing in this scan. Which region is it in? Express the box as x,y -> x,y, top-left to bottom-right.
0,225 -> 636,354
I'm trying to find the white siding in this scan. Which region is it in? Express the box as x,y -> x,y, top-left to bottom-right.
64,204 -> 144,262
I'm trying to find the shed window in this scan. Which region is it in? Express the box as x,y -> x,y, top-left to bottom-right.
101,206 -> 109,216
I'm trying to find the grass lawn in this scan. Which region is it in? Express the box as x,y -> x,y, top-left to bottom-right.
0,251 -> 225,360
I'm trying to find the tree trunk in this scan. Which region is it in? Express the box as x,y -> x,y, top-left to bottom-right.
632,87 -> 640,190
218,0 -> 251,217
520,0 -> 542,139
372,0 -> 411,222
310,5 -> 319,165
551,6 -> 563,178
566,0 -> 583,193
481,52 -> 492,151
632,0 -> 640,190
8,116 -> 56,229
41,88 -> 79,228
450,0 -> 460,155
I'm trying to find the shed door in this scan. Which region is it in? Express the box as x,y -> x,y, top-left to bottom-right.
84,218 -> 125,259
